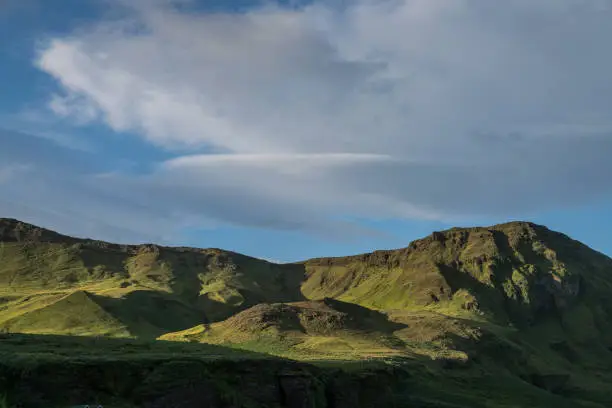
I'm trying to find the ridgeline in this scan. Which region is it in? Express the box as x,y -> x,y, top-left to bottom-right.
2,218 -> 612,407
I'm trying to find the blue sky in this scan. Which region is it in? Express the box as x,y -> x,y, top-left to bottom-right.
2,0 -> 612,262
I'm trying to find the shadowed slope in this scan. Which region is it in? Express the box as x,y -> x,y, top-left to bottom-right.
1,290 -> 129,336
0,218 -> 306,338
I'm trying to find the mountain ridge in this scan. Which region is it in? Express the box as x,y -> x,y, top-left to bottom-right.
4,218 -> 612,405
1,217 -> 608,327
4,217 -> 603,266
0,217 -> 272,262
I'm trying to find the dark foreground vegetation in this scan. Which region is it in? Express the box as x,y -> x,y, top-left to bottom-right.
1,333 -> 606,408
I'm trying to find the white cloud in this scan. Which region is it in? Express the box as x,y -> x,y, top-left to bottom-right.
0,129 -> 387,242
22,0 -> 612,240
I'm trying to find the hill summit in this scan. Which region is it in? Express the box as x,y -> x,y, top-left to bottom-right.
303,221 -> 601,326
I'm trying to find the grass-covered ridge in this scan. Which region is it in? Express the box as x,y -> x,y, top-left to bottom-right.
0,218 -> 307,339
301,221 -> 597,322
4,218 -> 612,406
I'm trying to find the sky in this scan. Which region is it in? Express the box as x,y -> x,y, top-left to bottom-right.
1,0 -> 612,262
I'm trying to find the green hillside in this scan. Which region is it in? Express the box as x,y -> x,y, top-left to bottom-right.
160,298 -> 409,360
0,218 -> 306,338
1,290 -> 128,336
4,218 -> 612,406
302,222 -> 600,322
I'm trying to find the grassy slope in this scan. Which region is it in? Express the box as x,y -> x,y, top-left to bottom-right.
160,298 -> 409,360
1,290 -> 128,336
163,221 -> 612,405
4,218 -> 612,406
304,222 -> 612,405
301,222 -> 599,319
0,219 -> 306,339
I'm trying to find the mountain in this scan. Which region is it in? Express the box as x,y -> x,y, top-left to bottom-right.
0,218 -> 305,338
305,221 -> 612,334
4,218 -> 612,406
